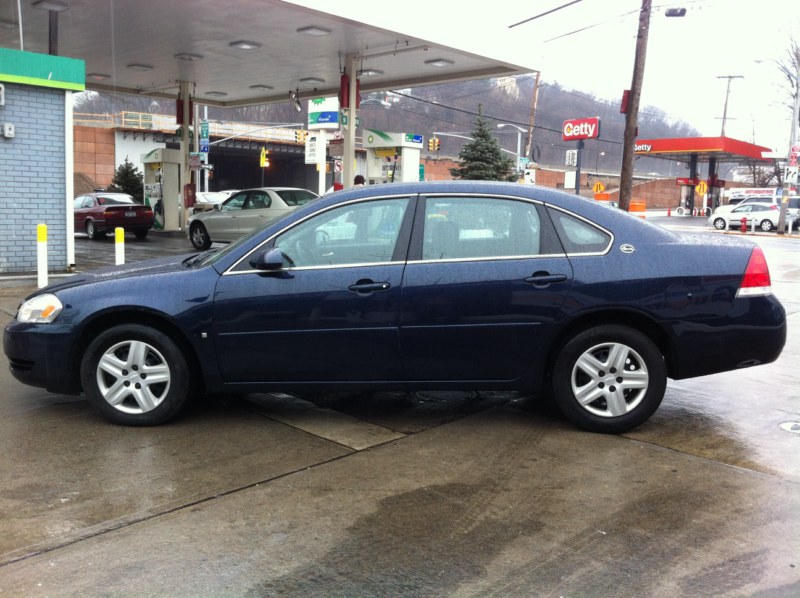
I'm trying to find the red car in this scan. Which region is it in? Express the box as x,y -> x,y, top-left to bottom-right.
73,192 -> 154,240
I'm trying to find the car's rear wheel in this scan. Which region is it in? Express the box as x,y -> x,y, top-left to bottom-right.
134,229 -> 148,239
552,325 -> 666,434
85,220 -> 104,240
190,222 -> 211,250
712,217 -> 727,230
760,219 -> 774,232
80,324 -> 191,425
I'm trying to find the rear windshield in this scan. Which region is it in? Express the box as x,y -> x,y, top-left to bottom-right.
276,190 -> 318,206
97,195 -> 136,205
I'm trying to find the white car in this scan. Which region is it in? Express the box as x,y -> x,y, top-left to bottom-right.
187,187 -> 318,249
708,203 -> 793,232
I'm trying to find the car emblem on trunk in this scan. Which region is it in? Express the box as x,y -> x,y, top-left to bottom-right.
620,244 -> 635,254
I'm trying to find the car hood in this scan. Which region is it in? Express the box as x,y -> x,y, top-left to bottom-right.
32,253 -> 201,296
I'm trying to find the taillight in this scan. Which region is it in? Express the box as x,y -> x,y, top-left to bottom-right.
736,246 -> 772,298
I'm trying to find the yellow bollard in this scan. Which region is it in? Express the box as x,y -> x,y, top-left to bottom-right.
37,223 -> 48,288
115,227 -> 125,265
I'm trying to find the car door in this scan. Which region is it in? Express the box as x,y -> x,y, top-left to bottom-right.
235,190 -> 272,235
73,195 -> 95,232
399,194 -> 574,382
211,195 -> 415,384
207,191 -> 248,241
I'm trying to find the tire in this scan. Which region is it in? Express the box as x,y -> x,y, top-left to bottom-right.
190,222 -> 212,250
552,325 -> 667,434
85,220 -> 104,240
80,324 -> 192,425
712,217 -> 727,230
134,229 -> 149,239
759,219 -> 774,232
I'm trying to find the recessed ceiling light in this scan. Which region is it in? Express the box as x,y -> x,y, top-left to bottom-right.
299,77 -> 325,84
425,58 -> 454,68
32,0 -> 69,12
359,69 -> 384,77
0,18 -> 18,30
296,26 -> 331,36
205,91 -> 228,97
229,40 -> 261,50
250,84 -> 274,90
87,73 -> 111,81
174,53 -> 203,62
127,63 -> 153,72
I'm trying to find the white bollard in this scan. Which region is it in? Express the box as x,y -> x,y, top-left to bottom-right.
37,223 -> 48,288
115,227 -> 125,265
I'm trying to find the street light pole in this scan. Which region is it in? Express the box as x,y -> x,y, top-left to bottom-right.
497,123 -> 525,172
779,62 -> 800,234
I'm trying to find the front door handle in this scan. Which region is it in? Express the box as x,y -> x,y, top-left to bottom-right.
525,272 -> 568,287
348,280 -> 391,294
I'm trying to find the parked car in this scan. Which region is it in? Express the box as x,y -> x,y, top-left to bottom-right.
189,190 -> 239,216
73,192 -> 154,240
709,203 -> 797,232
5,181 -> 786,434
717,195 -> 800,220
187,187 -> 318,249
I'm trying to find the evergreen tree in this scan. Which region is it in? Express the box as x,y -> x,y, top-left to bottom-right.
449,104 -> 516,181
107,157 -> 144,203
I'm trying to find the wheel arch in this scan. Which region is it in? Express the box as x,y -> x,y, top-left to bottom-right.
546,309 -> 677,378
69,308 -> 205,393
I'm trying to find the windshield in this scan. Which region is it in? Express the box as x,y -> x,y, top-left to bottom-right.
194,211 -> 295,267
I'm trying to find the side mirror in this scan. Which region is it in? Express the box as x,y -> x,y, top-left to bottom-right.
249,247 -> 288,271
213,204 -> 221,211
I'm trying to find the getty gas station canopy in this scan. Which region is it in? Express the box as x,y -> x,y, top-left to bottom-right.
633,136 -> 772,164
0,0 -> 535,107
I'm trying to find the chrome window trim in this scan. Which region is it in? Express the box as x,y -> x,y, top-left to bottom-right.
408,253 -> 567,266
223,194 -> 414,276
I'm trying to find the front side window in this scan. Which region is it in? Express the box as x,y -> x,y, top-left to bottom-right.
422,196 -> 547,260
222,192 -> 247,212
244,191 -> 270,210
273,198 -> 409,268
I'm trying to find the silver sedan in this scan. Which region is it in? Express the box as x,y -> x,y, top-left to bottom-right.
187,187 -> 318,249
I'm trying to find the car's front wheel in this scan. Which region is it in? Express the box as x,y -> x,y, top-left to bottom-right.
190,222 -> 211,250
80,324 -> 191,425
134,229 -> 149,239
712,217 -> 727,230
760,219 -> 774,232
552,325 -> 666,434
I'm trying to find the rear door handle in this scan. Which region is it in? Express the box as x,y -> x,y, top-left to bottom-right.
525,273 -> 568,286
348,281 -> 391,294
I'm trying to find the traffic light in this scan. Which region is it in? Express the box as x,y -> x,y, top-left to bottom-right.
295,130 -> 308,143
260,147 -> 269,168
434,137 -> 440,152
427,138 -> 435,152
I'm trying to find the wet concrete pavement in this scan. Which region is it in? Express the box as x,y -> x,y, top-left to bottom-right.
0,220 -> 799,596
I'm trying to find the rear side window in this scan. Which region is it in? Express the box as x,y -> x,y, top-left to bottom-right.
547,208 -> 612,255
276,190 -> 317,206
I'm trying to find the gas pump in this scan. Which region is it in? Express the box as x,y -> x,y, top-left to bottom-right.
363,130 -> 423,185
142,148 -> 182,231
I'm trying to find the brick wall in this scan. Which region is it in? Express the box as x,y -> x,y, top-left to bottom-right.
75,126 -> 115,189
0,84 -> 67,274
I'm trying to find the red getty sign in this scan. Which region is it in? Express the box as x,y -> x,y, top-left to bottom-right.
562,117 -> 601,141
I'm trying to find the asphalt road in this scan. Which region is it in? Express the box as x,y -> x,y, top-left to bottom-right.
0,216 -> 798,596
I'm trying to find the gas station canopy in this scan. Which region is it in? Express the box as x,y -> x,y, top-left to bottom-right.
634,136 -> 772,164
0,0 -> 536,106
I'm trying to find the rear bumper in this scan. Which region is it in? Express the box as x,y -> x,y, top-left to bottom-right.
665,295 -> 786,379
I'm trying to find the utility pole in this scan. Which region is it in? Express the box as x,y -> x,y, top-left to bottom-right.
523,70 -> 541,161
618,0 -> 651,212
717,75 -> 743,136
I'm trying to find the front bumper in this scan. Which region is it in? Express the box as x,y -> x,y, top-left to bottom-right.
3,320 -> 81,394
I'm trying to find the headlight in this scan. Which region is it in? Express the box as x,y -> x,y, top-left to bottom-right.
17,293 -> 63,323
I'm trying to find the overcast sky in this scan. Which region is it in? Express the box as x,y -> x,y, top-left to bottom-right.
299,0 -> 799,152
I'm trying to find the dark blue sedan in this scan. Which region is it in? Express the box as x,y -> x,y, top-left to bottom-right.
4,181 -> 786,433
